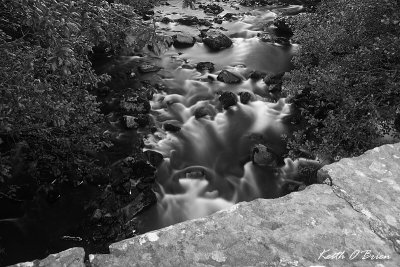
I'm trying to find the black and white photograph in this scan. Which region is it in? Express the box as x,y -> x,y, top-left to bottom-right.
0,0 -> 399,266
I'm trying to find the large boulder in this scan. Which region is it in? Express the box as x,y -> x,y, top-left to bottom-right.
15,247 -> 85,267
217,70 -> 242,84
173,33 -> 196,48
90,181 -> 400,266
202,30 -> 233,51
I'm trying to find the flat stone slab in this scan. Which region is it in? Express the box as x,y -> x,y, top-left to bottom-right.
324,143 -> 400,229
90,184 -> 400,267
12,247 -> 85,267
322,143 -> 400,255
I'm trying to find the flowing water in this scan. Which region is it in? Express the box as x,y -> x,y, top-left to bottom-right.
136,0 -> 318,233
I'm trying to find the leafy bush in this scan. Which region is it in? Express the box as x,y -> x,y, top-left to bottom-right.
283,0 -> 400,159
0,0 -> 157,193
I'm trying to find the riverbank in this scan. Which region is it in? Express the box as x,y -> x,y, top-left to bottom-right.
13,143 -> 400,266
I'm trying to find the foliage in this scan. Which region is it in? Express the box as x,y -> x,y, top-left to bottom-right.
0,0 -> 157,194
283,0 -> 400,159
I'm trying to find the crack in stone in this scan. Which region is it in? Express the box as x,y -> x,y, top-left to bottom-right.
329,183 -> 400,255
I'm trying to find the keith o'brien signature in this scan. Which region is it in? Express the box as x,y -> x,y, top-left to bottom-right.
318,249 -> 391,261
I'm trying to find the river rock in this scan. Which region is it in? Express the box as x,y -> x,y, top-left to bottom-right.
219,92 -> 238,109
249,70 -> 266,80
239,91 -> 253,104
198,19 -> 212,27
213,17 -> 223,24
269,83 -> 282,93
194,107 -> 210,119
173,33 -> 196,48
160,17 -> 171,24
202,30 -> 233,51
252,144 -> 277,167
201,4 -> 224,15
196,62 -> 215,72
138,63 -> 161,73
217,70 -> 242,83
164,123 -> 181,132
263,72 -> 285,85
144,150 -> 164,167
176,16 -> 199,26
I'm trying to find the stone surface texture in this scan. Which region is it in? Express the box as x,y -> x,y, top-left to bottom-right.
12,247 -> 85,267
13,144 -> 400,266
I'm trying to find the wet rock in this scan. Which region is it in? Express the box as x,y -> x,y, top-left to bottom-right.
217,70 -> 242,83
144,150 -> 164,167
258,32 -> 272,42
161,17 -> 171,24
173,33 -> 196,48
194,107 -> 210,119
201,4 -> 224,15
138,63 -> 162,73
269,83 -> 282,93
249,70 -> 265,80
196,62 -> 215,72
181,64 -> 195,70
202,30 -> 233,51
213,17 -> 223,24
273,36 -> 291,47
252,144 -> 277,167
239,91 -> 253,104
164,123 -> 181,132
198,19 -> 212,27
273,17 -> 293,38
223,13 -> 237,20
219,92 -> 238,109
176,16 -> 199,26
131,160 -> 156,179
263,72 -> 285,85
122,115 -> 138,129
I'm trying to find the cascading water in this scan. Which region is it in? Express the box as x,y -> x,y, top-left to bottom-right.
137,1 -> 319,233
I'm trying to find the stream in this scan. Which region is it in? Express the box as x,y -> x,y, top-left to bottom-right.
135,0 -> 320,233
